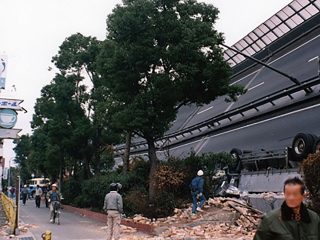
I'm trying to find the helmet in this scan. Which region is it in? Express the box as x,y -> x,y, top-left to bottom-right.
52,183 -> 58,188
197,170 -> 204,176
110,183 -> 118,191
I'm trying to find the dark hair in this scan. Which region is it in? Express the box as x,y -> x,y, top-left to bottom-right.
110,185 -> 118,192
283,177 -> 305,194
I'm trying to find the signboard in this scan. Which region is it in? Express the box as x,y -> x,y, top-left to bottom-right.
0,109 -> 17,129
0,98 -> 24,111
0,128 -> 21,139
0,55 -> 7,89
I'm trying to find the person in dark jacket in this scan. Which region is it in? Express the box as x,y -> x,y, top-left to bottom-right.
254,177 -> 320,240
21,185 -> 28,205
190,170 -> 206,214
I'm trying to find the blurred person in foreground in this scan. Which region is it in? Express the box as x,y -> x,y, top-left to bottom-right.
254,177 -> 320,240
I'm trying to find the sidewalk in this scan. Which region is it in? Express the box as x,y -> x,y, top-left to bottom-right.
0,197 -> 36,240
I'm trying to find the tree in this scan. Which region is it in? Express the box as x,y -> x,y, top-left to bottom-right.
13,135 -> 32,183
302,153 -> 320,213
52,33 -> 121,175
98,0 -> 244,201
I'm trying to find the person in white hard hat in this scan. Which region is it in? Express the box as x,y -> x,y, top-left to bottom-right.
189,170 -> 206,214
47,183 -> 62,223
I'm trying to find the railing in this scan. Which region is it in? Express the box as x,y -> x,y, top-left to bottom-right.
114,75 -> 320,154
0,193 -> 16,229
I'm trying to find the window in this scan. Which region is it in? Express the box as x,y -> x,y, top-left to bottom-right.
223,0 -> 320,67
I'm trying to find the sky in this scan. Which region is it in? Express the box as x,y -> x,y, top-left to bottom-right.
0,0 -> 293,166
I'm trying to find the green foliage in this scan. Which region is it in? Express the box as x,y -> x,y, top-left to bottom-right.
302,153 -> 320,214
98,0 -> 244,140
15,0 -> 243,214
97,0 -> 244,200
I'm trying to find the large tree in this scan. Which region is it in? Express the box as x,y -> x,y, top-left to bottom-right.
52,33 -> 121,175
98,0 -> 244,201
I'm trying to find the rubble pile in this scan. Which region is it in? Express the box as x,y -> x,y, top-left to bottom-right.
124,197 -> 263,239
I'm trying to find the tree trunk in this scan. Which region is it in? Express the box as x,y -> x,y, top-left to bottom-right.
147,138 -> 159,203
94,127 -> 102,175
123,131 -> 132,173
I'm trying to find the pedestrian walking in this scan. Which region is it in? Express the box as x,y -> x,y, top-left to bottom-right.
190,170 -> 206,214
21,185 -> 28,205
254,177 -> 320,239
103,183 -> 123,240
35,185 -> 43,208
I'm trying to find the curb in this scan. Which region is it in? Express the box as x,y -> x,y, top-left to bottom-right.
62,205 -> 155,235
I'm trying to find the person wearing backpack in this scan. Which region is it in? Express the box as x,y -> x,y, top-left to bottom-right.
190,170 -> 206,214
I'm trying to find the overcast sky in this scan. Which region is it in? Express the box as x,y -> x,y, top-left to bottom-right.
0,0 -> 292,165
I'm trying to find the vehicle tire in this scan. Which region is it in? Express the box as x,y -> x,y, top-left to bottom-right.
292,133 -> 316,161
313,138 -> 320,154
230,148 -> 242,161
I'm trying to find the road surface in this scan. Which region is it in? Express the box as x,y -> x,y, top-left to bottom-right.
125,29 -> 320,158
19,199 -> 106,240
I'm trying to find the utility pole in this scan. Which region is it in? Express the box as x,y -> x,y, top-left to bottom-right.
14,176 -> 20,235
8,158 -> 11,187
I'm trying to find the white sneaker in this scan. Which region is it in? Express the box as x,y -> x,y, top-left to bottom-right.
196,207 -> 204,212
50,219 -> 53,223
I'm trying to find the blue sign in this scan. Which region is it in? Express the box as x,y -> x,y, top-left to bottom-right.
0,109 -> 17,129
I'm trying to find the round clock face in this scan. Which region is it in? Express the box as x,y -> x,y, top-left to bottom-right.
0,109 -> 18,129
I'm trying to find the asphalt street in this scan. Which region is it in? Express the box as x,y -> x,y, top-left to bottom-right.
182,33 -> 320,129
166,102 -> 320,158
19,199 -> 106,240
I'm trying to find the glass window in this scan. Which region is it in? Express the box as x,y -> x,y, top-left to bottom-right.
315,1 -> 320,10
254,28 -> 264,37
273,27 -> 285,37
239,39 -> 248,48
286,18 -> 297,28
228,60 -> 236,67
278,10 -> 290,20
259,24 -> 269,33
266,32 -> 277,41
271,15 -> 282,25
283,6 -> 295,16
290,14 -> 304,25
234,43 -> 243,51
305,4 -> 319,15
245,46 -> 255,55
299,0 -> 311,7
266,20 -> 276,28
249,32 -> 258,41
232,55 -> 241,63
238,54 -> 245,62
244,36 -> 253,45
279,23 -> 290,33
262,35 -> 272,45
299,9 -> 312,19
251,43 -> 261,52
256,39 -> 266,48
290,1 -> 303,11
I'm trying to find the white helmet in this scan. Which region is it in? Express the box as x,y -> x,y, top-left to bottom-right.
197,170 -> 204,176
52,183 -> 58,188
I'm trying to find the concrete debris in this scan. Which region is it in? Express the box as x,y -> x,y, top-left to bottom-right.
122,197 -> 262,239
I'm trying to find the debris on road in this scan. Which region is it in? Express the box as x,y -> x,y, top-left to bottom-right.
122,197 -> 263,239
